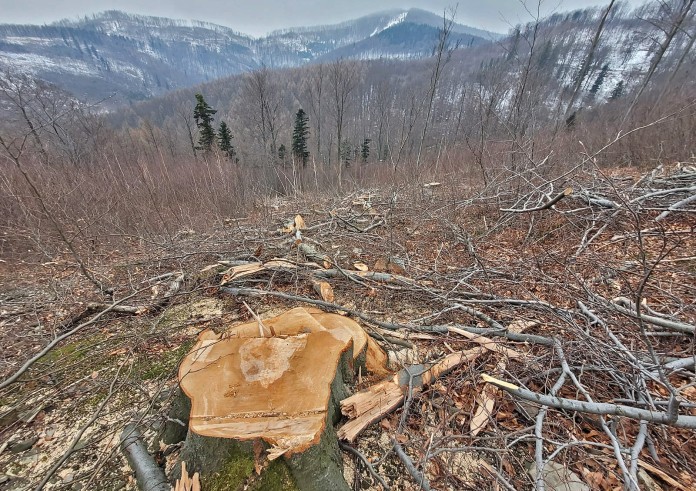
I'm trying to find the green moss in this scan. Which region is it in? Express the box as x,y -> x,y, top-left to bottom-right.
204,449 -> 255,491
137,339 -> 195,380
253,459 -> 299,491
38,333 -> 106,366
205,451 -> 299,491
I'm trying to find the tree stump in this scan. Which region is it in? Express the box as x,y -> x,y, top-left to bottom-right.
168,307 -> 386,491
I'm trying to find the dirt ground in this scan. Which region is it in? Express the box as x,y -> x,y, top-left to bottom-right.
1,166 -> 695,490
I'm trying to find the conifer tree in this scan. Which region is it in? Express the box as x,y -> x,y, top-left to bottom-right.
610,80 -> 624,100
590,64 -> 609,95
193,93 -> 217,152
217,121 -> 234,158
360,138 -> 371,163
291,108 -> 310,167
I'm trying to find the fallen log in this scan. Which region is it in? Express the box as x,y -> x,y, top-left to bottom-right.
120,423 -> 169,491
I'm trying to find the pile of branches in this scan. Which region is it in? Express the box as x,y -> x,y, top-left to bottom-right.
0,163 -> 694,490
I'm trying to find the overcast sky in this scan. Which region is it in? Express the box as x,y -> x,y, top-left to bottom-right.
0,0 -> 647,36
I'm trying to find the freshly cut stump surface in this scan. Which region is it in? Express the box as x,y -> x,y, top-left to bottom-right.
175,307 -> 386,490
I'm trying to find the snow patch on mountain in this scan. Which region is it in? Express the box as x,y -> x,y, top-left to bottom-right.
371,12 -> 407,37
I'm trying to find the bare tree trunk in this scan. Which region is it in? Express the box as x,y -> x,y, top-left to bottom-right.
306,64 -> 324,165
652,21 -> 696,109
177,103 -> 198,159
564,0 -> 616,117
329,59 -> 358,189
415,8 -> 456,168
622,0 -> 695,125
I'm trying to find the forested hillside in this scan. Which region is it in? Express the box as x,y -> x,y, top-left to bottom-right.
0,9 -> 493,105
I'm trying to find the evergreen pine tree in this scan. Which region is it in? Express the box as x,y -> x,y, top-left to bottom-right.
360,138 -> 371,163
217,121 -> 234,158
193,93 -> 217,152
340,141 -> 353,167
590,64 -> 609,95
610,80 -> 624,100
291,108 -> 310,167
278,144 -> 287,164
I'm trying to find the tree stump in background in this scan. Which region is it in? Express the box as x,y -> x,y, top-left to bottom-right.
166,307 -> 387,491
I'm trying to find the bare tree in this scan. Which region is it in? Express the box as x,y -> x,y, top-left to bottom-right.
305,64 -> 325,165
415,7 -> 457,168
241,66 -> 282,161
564,0 -> 617,117
328,58 -> 358,188
0,70 -> 49,161
622,0 -> 695,124
175,101 -> 198,159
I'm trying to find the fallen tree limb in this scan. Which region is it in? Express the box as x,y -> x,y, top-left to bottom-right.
120,423 -> 170,491
85,303 -> 145,315
338,347 -> 485,441
481,374 -> 696,429
629,186 -> 696,204
220,286 -> 447,333
86,272 -> 186,316
501,188 -> 573,213
662,356 -> 696,372
0,287 -> 150,390
655,192 -> 696,221
435,325 -> 555,346
392,438 -> 431,491
578,193 -> 620,209
609,298 -> 695,335
447,326 -> 523,359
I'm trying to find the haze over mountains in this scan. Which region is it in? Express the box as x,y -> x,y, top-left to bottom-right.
0,9 -> 496,105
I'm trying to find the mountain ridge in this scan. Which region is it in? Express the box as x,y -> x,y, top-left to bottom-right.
0,8 -> 496,106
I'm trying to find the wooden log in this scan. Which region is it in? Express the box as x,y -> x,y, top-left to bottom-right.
120,423 -> 170,491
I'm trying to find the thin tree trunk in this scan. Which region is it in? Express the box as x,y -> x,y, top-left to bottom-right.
622,0 -> 694,125
564,0 -> 616,118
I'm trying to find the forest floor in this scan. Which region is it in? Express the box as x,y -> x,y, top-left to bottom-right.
1,162 -> 695,490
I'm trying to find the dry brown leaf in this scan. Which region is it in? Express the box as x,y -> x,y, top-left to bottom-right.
386,260 -> 406,275
294,214 -> 306,230
312,281 -> 335,303
353,262 -> 369,272
373,258 -> 388,272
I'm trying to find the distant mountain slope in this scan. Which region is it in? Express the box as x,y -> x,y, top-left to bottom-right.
0,9 -> 496,105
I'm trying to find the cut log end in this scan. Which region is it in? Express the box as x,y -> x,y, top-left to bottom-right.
172,307 -> 387,490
